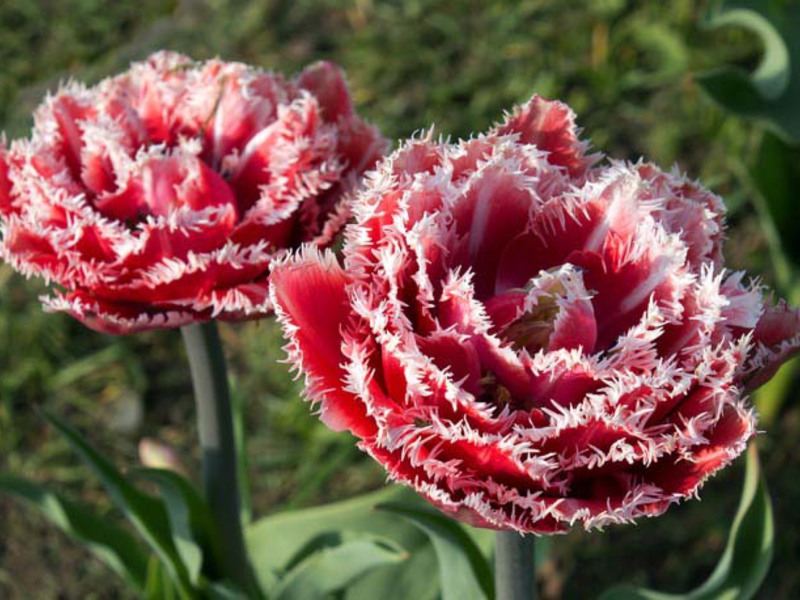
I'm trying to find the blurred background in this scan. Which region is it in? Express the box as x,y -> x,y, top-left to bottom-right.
0,0 -> 798,597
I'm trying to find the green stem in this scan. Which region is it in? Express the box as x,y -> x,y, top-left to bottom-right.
181,321 -> 258,595
495,531 -> 536,600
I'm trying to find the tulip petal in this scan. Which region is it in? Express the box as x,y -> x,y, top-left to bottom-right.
271,248 -> 376,436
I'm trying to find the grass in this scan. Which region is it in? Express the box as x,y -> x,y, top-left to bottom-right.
0,1 -> 797,598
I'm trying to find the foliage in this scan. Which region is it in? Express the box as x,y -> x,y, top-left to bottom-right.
697,0 -> 800,145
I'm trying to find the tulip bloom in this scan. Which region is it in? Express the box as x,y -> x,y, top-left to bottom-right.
0,51 -> 385,333
271,96 -> 800,533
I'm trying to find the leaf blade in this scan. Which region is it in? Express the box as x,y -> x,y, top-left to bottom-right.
377,502 -> 493,600
135,467 -> 224,585
245,485 -> 437,599
44,411 -> 194,596
273,535 -> 407,600
0,472 -> 149,591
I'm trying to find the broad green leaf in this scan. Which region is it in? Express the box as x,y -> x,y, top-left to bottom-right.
135,467 -> 224,585
207,581 -> 251,600
751,131 -> 800,275
600,445 -> 773,600
599,590 -> 680,600
145,555 -> 180,600
273,535 -> 407,600
465,524 -> 497,563
696,1 -> 800,144
754,354 -> 800,425
246,485 -> 439,600
0,472 -> 148,590
377,502 -> 493,600
230,384 -> 252,525
44,411 -> 194,597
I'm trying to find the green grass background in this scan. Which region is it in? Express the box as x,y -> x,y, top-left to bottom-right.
0,0 -> 797,598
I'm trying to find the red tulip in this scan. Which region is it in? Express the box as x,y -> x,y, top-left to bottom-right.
0,52 -> 385,333
271,96 -> 800,533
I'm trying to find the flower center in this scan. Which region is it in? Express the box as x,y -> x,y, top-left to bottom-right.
499,294 -> 560,353
486,276 -> 566,355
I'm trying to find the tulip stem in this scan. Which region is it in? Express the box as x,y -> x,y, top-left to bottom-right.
181,321 -> 258,595
495,531 -> 536,600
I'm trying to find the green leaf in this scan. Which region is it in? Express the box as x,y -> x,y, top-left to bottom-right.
207,581 -> 251,600
751,130 -> 800,274
754,353 -> 800,425
696,0 -> 800,144
134,467 -> 224,585
377,502 -> 493,600
621,22 -> 690,89
245,485 -> 439,600
145,555 -> 180,600
273,534 -> 407,600
230,383 -> 252,525
44,411 -> 195,597
600,445 -> 774,600
0,472 -> 148,591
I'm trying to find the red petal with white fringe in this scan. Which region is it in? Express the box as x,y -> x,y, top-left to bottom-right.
0,51 -> 386,333
271,94 -> 800,533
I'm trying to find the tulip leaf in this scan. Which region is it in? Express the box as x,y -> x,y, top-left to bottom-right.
246,485 -> 440,600
134,467 -> 224,586
377,502 -> 494,600
754,354 -> 800,425
145,555 -> 181,600
696,0 -> 800,145
750,130 -> 800,276
207,581 -> 251,600
0,471 -> 149,591
44,411 -> 194,596
599,445 -> 773,600
272,534 -> 407,600
230,384 -> 252,524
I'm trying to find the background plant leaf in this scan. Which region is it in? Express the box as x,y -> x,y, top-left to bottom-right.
377,502 -> 494,600
696,0 -> 800,145
272,534 -> 406,600
246,486 -> 441,600
0,472 -> 148,591
44,411 -> 194,596
750,130 -> 800,273
134,467 -> 224,586
144,555 -> 181,600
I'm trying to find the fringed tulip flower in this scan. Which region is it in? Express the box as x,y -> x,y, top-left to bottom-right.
0,51 -> 385,333
271,96 -> 800,533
